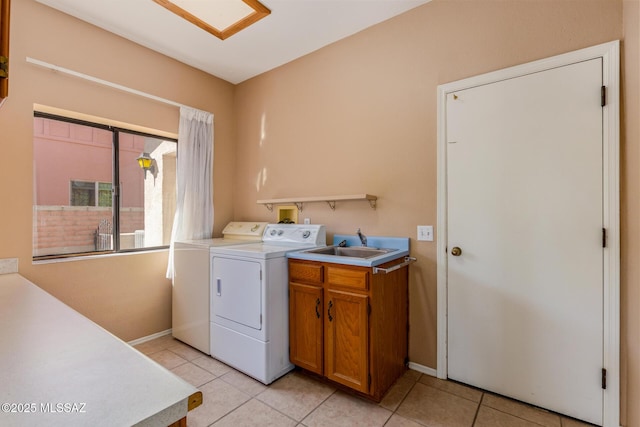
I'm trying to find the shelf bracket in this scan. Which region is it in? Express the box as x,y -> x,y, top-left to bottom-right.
368,199 -> 377,209
264,203 -> 274,212
326,201 -> 336,210
294,202 -> 304,212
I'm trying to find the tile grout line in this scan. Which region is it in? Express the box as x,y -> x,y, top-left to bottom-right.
299,386 -> 338,425
251,396 -> 307,425
250,377 -> 314,425
420,381 -> 483,405
145,348 -> 190,371
426,377 -> 570,427
174,360 -> 220,389
196,371 -> 219,389
480,402 -> 560,427
215,397 -> 300,427
203,384 -> 252,427
204,398 -> 242,427
382,375 -> 430,427
253,399 -> 299,425
470,392 -> 485,426
386,376 -> 420,416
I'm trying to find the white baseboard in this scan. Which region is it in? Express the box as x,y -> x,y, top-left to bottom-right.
0,258 -> 18,275
408,361 -> 437,377
127,329 -> 172,346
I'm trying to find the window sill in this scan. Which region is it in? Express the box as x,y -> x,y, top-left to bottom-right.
32,248 -> 168,265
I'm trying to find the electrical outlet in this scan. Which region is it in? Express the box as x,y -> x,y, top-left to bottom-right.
417,225 -> 433,241
304,218 -> 310,224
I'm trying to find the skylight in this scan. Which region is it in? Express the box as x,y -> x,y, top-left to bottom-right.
152,0 -> 271,40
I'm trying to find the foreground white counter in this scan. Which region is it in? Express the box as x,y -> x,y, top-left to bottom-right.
0,273 -> 201,426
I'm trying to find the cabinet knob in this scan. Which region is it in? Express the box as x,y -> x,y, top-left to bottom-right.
315,298 -> 321,319
328,300 -> 333,322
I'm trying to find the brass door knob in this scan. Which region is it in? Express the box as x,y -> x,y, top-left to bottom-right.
451,247 -> 462,256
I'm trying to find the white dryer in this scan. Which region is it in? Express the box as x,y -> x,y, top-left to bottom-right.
172,222 -> 267,354
210,224 -> 326,384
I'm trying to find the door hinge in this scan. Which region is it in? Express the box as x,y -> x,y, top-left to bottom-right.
602,368 -> 607,389
260,314 -> 262,326
259,270 -> 262,281
368,373 -> 372,387
367,303 -> 371,316
602,228 -> 607,248
601,86 -> 606,107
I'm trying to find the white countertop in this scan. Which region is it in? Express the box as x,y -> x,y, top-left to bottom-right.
0,273 -> 199,427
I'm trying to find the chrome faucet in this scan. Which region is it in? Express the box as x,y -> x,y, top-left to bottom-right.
356,228 -> 367,247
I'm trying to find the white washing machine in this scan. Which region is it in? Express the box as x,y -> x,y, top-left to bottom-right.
172,222 -> 267,354
209,224 -> 326,384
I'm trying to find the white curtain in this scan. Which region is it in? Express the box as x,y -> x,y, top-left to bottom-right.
166,106 -> 214,279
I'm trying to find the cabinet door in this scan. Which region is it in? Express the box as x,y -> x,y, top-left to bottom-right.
325,288 -> 369,393
289,282 -> 323,374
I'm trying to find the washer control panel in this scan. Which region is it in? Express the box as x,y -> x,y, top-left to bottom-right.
262,224 -> 326,246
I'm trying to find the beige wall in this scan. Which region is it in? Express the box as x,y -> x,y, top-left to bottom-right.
234,0 -> 640,425
0,0 -> 236,341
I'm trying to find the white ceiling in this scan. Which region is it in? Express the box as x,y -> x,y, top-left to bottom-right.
36,0 -> 431,84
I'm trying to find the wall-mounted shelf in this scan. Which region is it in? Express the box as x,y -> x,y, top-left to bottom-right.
257,194 -> 377,212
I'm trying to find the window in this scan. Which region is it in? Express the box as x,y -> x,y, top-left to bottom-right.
33,113 -> 177,258
70,181 -> 113,207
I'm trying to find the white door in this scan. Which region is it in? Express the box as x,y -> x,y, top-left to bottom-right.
212,257 -> 262,330
446,58 -> 603,425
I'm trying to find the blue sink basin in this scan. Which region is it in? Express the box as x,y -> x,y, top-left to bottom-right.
303,246 -> 397,259
288,235 -> 410,267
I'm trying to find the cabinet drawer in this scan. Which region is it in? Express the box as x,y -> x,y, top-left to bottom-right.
290,261 -> 324,284
327,266 -> 369,290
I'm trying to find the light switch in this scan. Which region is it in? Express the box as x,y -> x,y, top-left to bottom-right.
417,225 -> 433,241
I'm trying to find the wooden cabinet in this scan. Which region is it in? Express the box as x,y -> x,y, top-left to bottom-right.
289,258 -> 408,401
324,288 -> 369,392
289,282 -> 324,373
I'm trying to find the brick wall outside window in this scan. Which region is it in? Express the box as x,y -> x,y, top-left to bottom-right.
33,206 -> 143,256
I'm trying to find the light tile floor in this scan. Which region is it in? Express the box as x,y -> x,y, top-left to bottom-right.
134,335 -> 595,427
